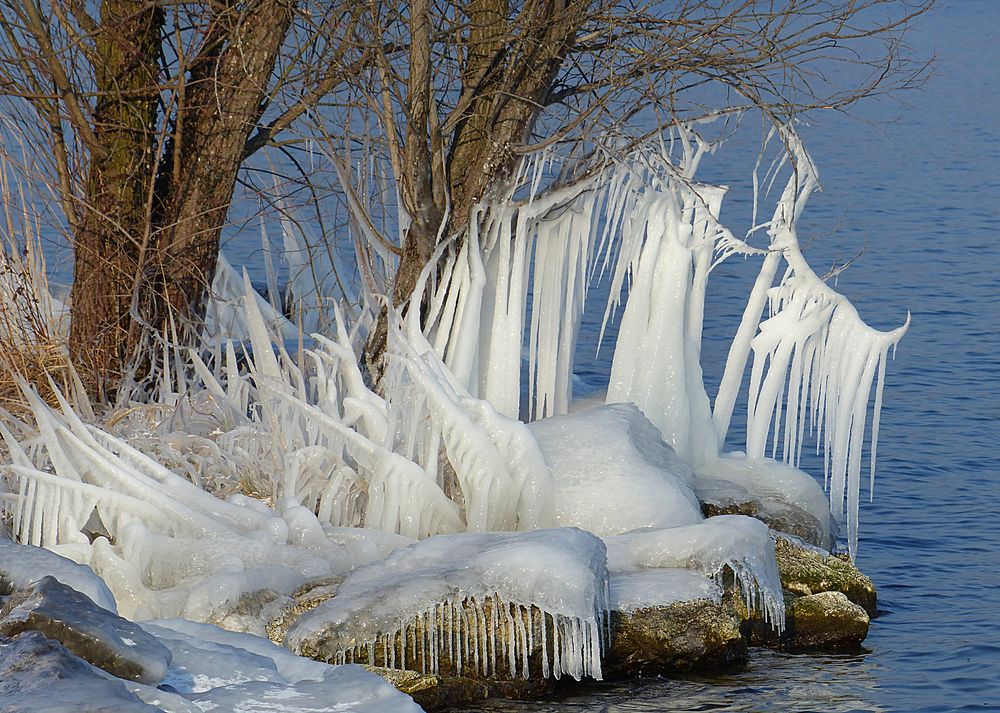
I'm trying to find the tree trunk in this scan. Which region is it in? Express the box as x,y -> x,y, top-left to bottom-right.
68,0 -> 162,398
68,0 -> 295,396
148,0 -> 296,343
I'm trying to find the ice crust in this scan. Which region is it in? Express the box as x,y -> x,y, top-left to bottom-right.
136,620 -> 422,712
0,531 -> 117,612
609,568 -> 723,613
287,528 -> 609,681
604,515 -> 785,629
528,403 -> 702,535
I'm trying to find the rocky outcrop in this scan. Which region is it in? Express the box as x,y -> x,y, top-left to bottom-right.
605,597 -> 747,676
0,576 -> 171,686
773,535 -> 877,616
786,591 -> 870,649
0,631 -> 159,712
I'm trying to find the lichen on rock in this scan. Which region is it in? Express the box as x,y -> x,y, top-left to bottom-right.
773,534 -> 877,616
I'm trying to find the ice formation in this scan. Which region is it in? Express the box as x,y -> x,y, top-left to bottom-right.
0,120 -> 905,703
527,403 -> 702,535
286,528 -> 609,681
712,132 -> 908,557
604,515 -> 785,629
609,569 -> 723,613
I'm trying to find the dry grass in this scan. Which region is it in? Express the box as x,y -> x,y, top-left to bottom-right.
0,161 -> 76,418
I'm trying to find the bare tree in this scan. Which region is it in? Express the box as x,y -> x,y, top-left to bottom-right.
0,0 -> 930,397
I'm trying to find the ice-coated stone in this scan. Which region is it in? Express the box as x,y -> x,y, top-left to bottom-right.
286,528 -> 609,681
136,619 -> 423,712
0,576 -> 171,685
0,631 -> 158,712
696,453 -> 836,550
0,534 -> 117,612
528,403 -> 703,536
606,599 -> 746,676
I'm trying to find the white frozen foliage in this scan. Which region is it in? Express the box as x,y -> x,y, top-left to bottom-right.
0,122 -> 904,696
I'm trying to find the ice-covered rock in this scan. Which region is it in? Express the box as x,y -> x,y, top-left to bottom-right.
0,631 -> 159,712
604,515 -> 785,630
0,576 -> 171,685
609,568 -> 722,613
528,404 -> 702,536
696,452 -> 836,549
286,528 -> 609,681
140,619 -> 423,712
606,599 -> 746,676
0,533 -> 117,612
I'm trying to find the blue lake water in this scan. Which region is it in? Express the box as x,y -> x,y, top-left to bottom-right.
464,2 -> 1000,711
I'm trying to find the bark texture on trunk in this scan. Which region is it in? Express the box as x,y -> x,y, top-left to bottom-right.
68,0 -> 162,397
150,0 -> 296,336
68,0 -> 295,396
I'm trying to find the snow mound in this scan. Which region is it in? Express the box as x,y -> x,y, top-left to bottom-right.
528,403 -> 702,536
286,528 -> 609,681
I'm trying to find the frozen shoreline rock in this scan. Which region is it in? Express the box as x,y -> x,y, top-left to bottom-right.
0,631 -> 158,712
696,454 -> 836,550
0,576 -> 171,685
0,533 -> 118,611
286,528 -> 610,682
773,534 -> 877,616
606,599 -> 747,676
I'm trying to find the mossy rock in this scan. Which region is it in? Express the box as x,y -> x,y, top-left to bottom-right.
701,500 -> 833,550
786,591 -> 869,650
605,598 -> 747,677
744,589 -> 869,650
773,535 -> 877,616
364,666 -> 552,712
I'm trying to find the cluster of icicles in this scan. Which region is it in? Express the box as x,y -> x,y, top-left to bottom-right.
326,596 -> 605,681
0,122 -> 905,682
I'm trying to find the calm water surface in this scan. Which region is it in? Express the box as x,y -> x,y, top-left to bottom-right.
466,2 -> 1000,712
